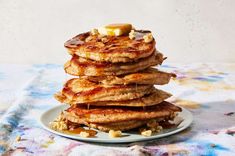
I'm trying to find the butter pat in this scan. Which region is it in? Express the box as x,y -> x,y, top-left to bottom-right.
98,23 -> 132,36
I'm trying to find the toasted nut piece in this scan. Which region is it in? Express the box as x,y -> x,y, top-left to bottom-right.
143,33 -> 153,43
91,28 -> 99,35
80,131 -> 90,138
98,23 -> 132,36
141,130 -> 152,137
109,130 -> 122,138
129,30 -> 136,39
15,136 -> 21,142
150,126 -> 163,133
49,120 -> 68,131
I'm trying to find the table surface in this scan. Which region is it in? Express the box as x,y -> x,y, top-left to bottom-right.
0,63 -> 235,156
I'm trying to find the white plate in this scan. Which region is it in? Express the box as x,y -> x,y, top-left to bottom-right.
40,105 -> 193,143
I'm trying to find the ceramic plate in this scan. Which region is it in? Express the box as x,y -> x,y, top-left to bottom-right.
40,105 -> 193,143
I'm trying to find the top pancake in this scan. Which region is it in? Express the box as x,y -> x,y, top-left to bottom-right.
64,30 -> 156,63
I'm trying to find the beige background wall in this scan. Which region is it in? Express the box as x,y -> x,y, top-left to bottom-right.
0,0 -> 235,64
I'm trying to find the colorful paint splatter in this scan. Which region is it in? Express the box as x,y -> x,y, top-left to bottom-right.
0,63 -> 235,156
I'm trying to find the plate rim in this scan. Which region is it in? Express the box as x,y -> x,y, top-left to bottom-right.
39,104 -> 193,143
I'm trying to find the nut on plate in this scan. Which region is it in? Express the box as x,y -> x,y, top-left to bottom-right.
49,120 -> 68,131
98,23 -> 132,36
141,130 -> 152,137
109,130 -> 122,138
143,33 -> 153,43
49,114 -> 68,131
15,136 -> 21,142
80,131 -> 90,138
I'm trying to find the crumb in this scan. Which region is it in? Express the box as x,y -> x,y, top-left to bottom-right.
109,130 -> 122,138
15,136 -> 21,142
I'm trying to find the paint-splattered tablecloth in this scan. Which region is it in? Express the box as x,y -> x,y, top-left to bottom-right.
0,63 -> 235,156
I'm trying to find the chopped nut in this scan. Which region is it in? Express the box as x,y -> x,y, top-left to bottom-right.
49,120 -> 68,131
141,130 -> 152,137
143,33 -> 153,43
109,130 -> 122,138
80,131 -> 90,138
49,112 -> 69,131
15,136 -> 21,142
91,28 -> 99,35
151,126 -> 162,132
129,30 -> 136,39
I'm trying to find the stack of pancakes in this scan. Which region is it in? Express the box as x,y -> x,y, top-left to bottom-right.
54,24 -> 181,133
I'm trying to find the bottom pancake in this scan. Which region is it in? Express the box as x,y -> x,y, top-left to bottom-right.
85,117 -> 170,132
63,101 -> 181,124
57,112 -> 177,132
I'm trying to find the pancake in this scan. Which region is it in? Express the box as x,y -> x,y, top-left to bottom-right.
64,51 -> 164,76
87,120 -> 148,132
86,116 -> 174,132
55,78 -> 154,104
83,68 -> 176,85
55,89 -> 172,107
60,115 -> 168,132
63,101 -> 182,124
64,30 -> 156,63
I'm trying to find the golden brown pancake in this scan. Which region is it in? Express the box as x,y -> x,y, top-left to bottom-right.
61,115 -> 167,132
86,120 -> 150,132
64,51 -> 164,76
83,68 -> 176,85
63,101 -> 182,124
55,89 -> 172,107
55,78 -> 154,104
64,30 -> 156,63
